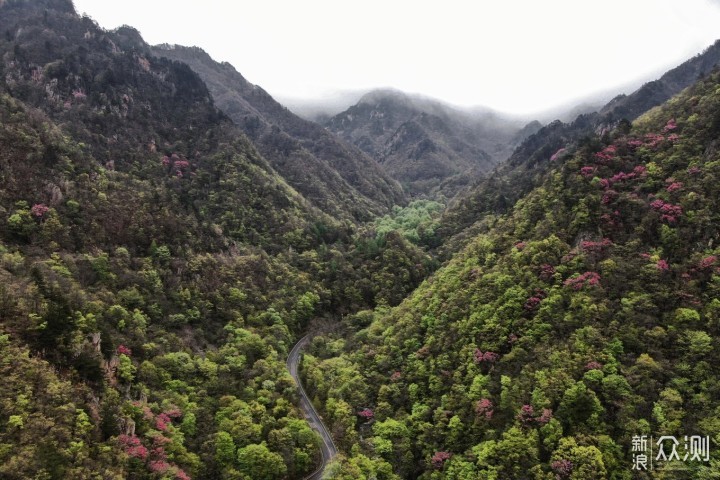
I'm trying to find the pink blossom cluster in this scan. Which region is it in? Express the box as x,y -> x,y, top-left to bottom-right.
164,408 -> 183,419
580,166 -> 596,177
688,166 -> 702,175
390,371 -> 402,381
175,470 -> 191,480
156,413 -> 172,431
514,241 -> 527,251
149,460 -> 171,474
518,405 -> 553,426
656,259 -> 669,271
524,289 -> 546,312
72,89 -> 87,100
563,272 -> 601,290
663,119 -> 677,132
667,133 -> 680,143
666,181 -> 683,193
539,263 -> 555,280
644,133 -> 665,148
601,190 -> 617,205
524,295 -> 543,312
585,361 -> 603,371
475,398 -> 494,419
627,139 -> 644,149
608,170 -> 637,184
473,349 -> 499,364
358,408 -> 374,420
537,408 -> 553,425
551,459 -> 573,478
31,203 -> 49,217
580,238 -> 612,254
431,451 -> 452,469
649,199 -> 682,223
118,435 -> 149,460
518,404 -> 535,425
698,256 -> 717,270
594,145 -> 617,164
633,165 -> 648,176
117,345 -> 132,356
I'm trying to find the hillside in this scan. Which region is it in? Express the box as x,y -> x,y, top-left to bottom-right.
438,40 -> 720,255
0,2 -> 432,479
302,70 -> 720,479
602,39 -> 720,121
325,89 -> 536,197
151,45 -> 405,222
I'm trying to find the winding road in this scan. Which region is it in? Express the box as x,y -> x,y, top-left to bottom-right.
287,335 -> 338,480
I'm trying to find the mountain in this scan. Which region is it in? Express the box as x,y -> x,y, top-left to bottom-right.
275,90 -> 368,123
0,2 -> 434,479
151,45 -> 405,222
601,39 -> 720,121
437,40 -> 720,254
324,89 -> 536,197
302,68 -> 720,479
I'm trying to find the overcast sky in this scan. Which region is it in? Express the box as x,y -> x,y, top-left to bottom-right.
72,0 -> 720,116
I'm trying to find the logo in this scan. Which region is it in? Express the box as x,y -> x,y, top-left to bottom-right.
632,435 -> 711,471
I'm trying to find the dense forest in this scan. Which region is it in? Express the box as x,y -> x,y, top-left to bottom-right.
0,1 -> 431,478
303,69 -> 720,479
1,1 -> 720,480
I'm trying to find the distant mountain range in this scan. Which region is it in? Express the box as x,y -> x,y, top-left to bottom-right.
151,45 -> 405,222
324,89 -> 540,196
437,38 -> 720,254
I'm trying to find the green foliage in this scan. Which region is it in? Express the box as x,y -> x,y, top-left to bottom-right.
374,199 -> 444,247
305,70 -> 720,478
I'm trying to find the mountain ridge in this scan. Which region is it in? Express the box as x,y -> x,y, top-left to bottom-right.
325,88 -> 536,197
151,44 -> 406,222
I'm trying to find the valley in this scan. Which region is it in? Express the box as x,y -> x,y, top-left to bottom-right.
1,1 -> 720,479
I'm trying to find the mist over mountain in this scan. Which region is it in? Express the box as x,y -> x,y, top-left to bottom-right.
325,89 -> 539,197
3,1 -> 720,479
307,66 -> 720,479
437,38 -> 720,254
276,90 -> 369,123
150,45 -> 405,222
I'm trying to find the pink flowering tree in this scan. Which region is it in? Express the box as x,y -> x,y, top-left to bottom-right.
475,398 -> 494,420
118,434 -> 149,460
358,408 -> 374,421
563,272 -> 601,290
30,203 -> 50,218
518,404 -> 535,425
117,345 -> 132,356
539,263 -> 555,280
474,349 -> 499,364
650,199 -> 683,223
551,459 -> 573,478
585,361 -> 603,371
431,451 -> 452,469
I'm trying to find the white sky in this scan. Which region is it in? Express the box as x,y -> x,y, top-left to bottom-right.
72,0 -> 720,116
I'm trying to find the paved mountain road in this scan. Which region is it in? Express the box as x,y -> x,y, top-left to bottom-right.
287,336 -> 338,480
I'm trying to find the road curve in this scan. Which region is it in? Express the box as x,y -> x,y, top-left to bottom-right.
287,335 -> 338,480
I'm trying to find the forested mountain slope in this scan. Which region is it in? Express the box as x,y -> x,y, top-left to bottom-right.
0,1 -> 431,478
325,89 -> 535,197
152,45 -> 405,222
303,70 -> 720,479
439,40 -> 720,255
